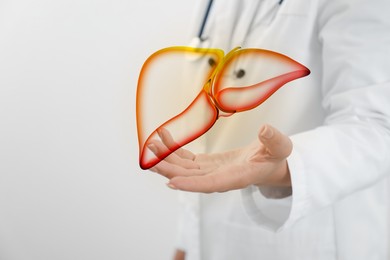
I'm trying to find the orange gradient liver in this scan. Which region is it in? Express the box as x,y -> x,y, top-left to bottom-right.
136,46 -> 310,169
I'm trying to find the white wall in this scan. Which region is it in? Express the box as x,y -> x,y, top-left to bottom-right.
0,1 -> 201,259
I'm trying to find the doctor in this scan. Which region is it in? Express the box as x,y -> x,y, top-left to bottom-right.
150,0 -> 390,259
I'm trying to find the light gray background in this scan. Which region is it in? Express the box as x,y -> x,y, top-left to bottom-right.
0,0 -> 201,259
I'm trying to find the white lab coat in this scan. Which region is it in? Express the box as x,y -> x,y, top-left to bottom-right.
176,0 -> 390,259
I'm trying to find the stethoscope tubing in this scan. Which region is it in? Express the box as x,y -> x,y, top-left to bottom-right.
198,0 -> 214,41
197,0 -> 285,42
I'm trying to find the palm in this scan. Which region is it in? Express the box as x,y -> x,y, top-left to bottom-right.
148,125 -> 292,193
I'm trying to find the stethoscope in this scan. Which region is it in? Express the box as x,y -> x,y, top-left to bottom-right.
190,0 -> 285,79
189,0 -> 214,50
191,0 -> 285,50
197,0 -> 214,43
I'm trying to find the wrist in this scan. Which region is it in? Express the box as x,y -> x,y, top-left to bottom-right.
255,160 -> 292,198
261,160 -> 292,188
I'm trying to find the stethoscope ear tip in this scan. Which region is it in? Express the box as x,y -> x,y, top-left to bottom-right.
186,37 -> 212,62
189,37 -> 211,49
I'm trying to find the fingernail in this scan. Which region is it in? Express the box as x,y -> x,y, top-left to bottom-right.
147,143 -> 157,153
166,182 -> 177,190
261,126 -> 274,139
157,128 -> 163,137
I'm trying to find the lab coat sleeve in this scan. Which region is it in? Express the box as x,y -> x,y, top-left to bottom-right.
175,202 -> 190,251
174,192 -> 200,253
241,0 -> 390,231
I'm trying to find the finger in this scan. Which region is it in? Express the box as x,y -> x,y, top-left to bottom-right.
147,140 -> 169,159
258,124 -> 292,159
168,165 -> 252,193
158,128 -> 195,160
194,148 -> 243,169
152,160 -> 206,179
148,141 -> 199,169
166,154 -> 199,169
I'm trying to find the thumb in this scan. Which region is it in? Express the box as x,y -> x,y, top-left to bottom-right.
258,124 -> 292,159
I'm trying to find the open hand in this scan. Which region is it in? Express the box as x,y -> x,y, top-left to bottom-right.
147,124 -> 293,193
